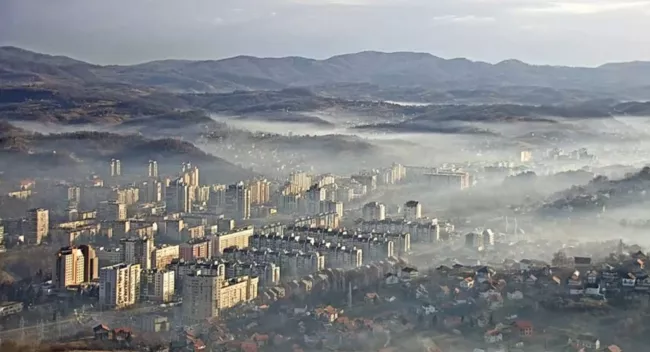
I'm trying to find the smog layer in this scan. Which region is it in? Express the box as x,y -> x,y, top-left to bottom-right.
3,46 -> 650,352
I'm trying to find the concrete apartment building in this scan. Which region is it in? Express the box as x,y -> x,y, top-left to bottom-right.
424,171 -> 471,190
180,238 -> 212,261
323,246 -> 363,269
99,201 -> 127,221
166,181 -> 191,214
319,200 -> 343,218
208,184 -> 227,210
112,187 -> 139,205
288,227 -> 404,260
247,179 -> 270,205
224,261 -> 280,288
351,173 -> 377,192
211,226 -> 254,256
305,185 -> 326,215
121,236 -> 154,270
181,163 -> 200,188
54,247 -> 85,289
26,208 -> 49,245
151,244 -> 180,269
293,212 -> 340,229
225,182 -> 251,220
148,160 -> 158,178
287,171 -> 312,195
99,263 -> 141,309
404,200 -> 422,221
182,265 -> 258,324
182,271 -> 220,324
140,269 -> 175,303
79,244 -> 99,282
359,218 -> 440,243
110,159 -> 121,177
362,202 -> 386,221
139,179 -> 163,203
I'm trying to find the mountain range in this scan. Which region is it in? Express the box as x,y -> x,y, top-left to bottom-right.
3,46 -> 650,101
3,46 -> 650,181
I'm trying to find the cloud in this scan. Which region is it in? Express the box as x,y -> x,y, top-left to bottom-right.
520,1 -> 650,14
433,14 -> 496,23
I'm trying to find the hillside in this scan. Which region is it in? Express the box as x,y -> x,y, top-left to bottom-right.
4,47 -> 650,103
0,125 -> 253,182
540,167 -> 650,215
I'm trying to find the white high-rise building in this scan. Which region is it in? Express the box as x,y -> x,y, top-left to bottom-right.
148,160 -> 158,178
99,263 -> 141,309
110,159 -> 121,177
362,202 -> 386,221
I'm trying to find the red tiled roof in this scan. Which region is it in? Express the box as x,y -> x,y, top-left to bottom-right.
607,345 -> 622,352
514,320 -> 533,329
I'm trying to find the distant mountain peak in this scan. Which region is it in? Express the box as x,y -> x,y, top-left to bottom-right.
495,59 -> 529,67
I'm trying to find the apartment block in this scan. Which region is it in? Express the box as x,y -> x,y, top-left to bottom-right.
211,226 -> 254,256
151,244 -> 180,269
404,200 -> 422,221
140,269 -> 175,303
99,263 -> 141,309
54,246 -> 85,289
362,202 -> 386,221
181,262 -> 257,320
121,236 -> 154,270
180,238 -> 212,261
26,208 -> 49,245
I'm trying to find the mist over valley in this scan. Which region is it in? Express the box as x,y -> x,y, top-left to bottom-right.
4,45 -> 650,351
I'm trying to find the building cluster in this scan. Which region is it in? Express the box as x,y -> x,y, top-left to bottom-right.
0,156 -> 477,334
359,200 -> 440,242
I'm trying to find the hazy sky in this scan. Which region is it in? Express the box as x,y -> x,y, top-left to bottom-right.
1,0 -> 649,66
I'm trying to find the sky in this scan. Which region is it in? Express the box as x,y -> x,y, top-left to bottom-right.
1,0 -> 649,66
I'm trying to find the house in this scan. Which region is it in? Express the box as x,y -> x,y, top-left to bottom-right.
484,330 -> 503,344
421,304 -> 437,315
605,345 -> 622,352
385,273 -> 400,285
525,274 -> 538,286
93,324 -> 111,340
513,320 -> 533,336
584,284 -> 602,296
475,266 -> 493,283
518,259 -> 532,271
571,334 -> 600,350
365,292 -> 380,304
567,271 -> 583,286
400,267 -> 419,281
460,277 -> 475,289
314,306 -> 339,322
113,328 -> 133,345
585,270 -> 599,284
507,291 -> 524,300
